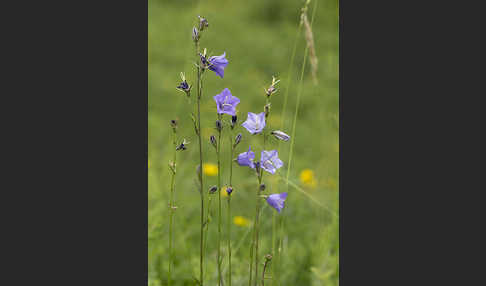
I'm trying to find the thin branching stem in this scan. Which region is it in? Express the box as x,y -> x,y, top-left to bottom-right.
168,126 -> 177,286
227,132 -> 234,286
195,39 -> 205,286
217,113 -> 223,286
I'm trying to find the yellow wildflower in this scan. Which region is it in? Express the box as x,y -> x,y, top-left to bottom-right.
233,216 -> 250,227
203,163 -> 218,176
299,169 -> 317,188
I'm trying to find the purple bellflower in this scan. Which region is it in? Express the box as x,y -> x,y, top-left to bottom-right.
213,88 -> 240,116
242,112 -> 266,134
208,52 -> 228,78
260,150 -> 283,174
237,146 -> 255,168
266,192 -> 288,213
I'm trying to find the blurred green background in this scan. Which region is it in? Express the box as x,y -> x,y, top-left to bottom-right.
149,0 -> 338,285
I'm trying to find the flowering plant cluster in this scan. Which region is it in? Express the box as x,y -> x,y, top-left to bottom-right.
170,16 -> 292,286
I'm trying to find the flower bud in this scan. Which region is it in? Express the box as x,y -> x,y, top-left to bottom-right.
265,254 -> 273,261
271,130 -> 290,142
231,115 -> 237,129
209,185 -> 218,194
255,161 -> 261,174
198,16 -> 209,31
192,26 -> 199,42
210,135 -> 217,149
226,186 -> 233,195
170,119 -> 177,131
234,133 -> 242,147
264,103 -> 271,117
216,120 -> 222,132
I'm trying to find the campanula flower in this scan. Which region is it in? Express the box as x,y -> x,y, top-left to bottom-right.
213,88 -> 239,116
266,192 -> 288,213
237,146 -> 255,168
241,112 -> 266,134
260,150 -> 283,174
207,52 -> 229,78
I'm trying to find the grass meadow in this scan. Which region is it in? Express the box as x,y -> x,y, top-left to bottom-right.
149,0 -> 339,285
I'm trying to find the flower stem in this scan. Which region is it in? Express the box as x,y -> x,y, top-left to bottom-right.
227,133 -> 234,286
195,39 -> 205,286
271,212 -> 276,286
168,126 -> 177,286
217,113 -> 223,286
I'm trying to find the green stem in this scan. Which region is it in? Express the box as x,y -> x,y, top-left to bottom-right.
271,212 -> 276,286
203,195 -> 212,277
228,133 -> 234,286
168,127 -> 177,286
195,39 -> 205,286
274,12 -> 303,286
217,114 -> 223,286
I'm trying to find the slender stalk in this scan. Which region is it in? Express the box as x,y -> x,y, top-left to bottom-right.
227,133 -> 234,286
271,212 -> 276,285
227,195 -> 232,286
253,175 -> 262,286
280,23 -> 303,131
217,113 -> 223,286
274,13 -> 302,286
203,195 -> 212,277
282,2 -> 319,286
168,126 -> 177,286
195,39 -> 205,286
262,256 -> 272,286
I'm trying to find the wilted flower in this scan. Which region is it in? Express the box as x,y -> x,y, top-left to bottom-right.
213,88 -> 239,116
266,192 -> 288,213
237,146 -> 255,168
198,15 -> 209,31
265,76 -> 280,97
259,183 -> 266,191
203,163 -> 218,176
208,52 -> 229,78
271,130 -> 290,142
175,139 -> 189,151
176,72 -> 191,97
242,112 -> 266,134
260,150 -> 283,174
215,120 -> 222,132
233,216 -> 250,227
